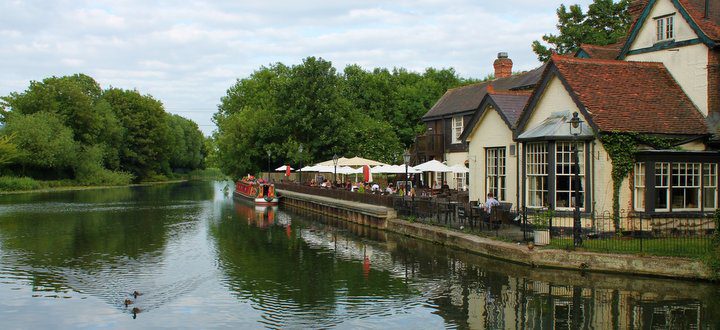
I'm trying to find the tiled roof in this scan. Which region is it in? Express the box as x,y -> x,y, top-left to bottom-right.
679,0 -> 720,41
422,65 -> 545,120
577,43 -> 621,60
487,91 -> 531,128
549,55 -> 708,135
459,91 -> 531,141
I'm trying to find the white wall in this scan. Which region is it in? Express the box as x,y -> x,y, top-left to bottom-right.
626,0 -> 709,116
525,76 -> 582,129
466,106 -> 518,205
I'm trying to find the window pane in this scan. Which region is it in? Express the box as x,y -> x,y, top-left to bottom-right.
634,163 -> 645,211
555,142 -> 584,209
703,163 -> 717,209
526,143 -> 547,207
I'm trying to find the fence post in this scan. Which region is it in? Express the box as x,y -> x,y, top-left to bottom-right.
640,214 -> 643,253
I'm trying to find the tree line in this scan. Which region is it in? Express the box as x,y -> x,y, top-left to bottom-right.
213,57 -> 476,179
0,74 -> 206,186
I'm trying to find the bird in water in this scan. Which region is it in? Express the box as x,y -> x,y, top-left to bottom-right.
133,291 -> 142,299
132,307 -> 141,319
124,299 -> 133,307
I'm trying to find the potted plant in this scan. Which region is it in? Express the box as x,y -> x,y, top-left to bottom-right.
533,210 -> 552,246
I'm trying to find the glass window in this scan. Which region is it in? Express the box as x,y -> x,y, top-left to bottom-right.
555,142 -> 584,209
486,147 -> 506,201
454,172 -> 467,191
703,164 -> 717,210
655,162 -> 670,211
671,163 -> 701,210
526,143 -> 547,207
656,15 -> 674,41
452,116 -> 463,144
634,163 -> 645,211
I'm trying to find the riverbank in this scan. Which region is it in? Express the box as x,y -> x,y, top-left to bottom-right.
278,190 -> 714,280
0,179 -> 189,195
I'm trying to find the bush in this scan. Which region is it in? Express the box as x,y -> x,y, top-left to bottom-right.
79,169 -> 134,186
0,176 -> 44,191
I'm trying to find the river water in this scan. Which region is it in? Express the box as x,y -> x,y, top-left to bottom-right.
0,181 -> 717,329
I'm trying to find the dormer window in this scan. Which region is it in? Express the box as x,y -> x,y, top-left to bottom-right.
655,14 -> 674,42
452,115 -> 463,144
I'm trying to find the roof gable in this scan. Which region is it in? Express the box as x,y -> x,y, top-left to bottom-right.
619,0 -> 719,59
459,91 -> 531,142
519,55 -> 708,136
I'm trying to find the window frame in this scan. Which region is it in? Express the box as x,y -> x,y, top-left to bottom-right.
655,14 -> 675,42
554,141 -> 585,211
633,159 -> 719,213
525,142 -> 547,208
452,115 -> 463,144
486,147 -> 507,201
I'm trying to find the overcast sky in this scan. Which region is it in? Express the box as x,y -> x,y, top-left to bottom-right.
0,0 -> 594,135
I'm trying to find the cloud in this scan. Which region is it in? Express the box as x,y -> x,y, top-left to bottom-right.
0,0 -> 595,134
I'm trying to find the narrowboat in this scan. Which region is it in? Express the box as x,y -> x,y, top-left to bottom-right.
233,175 -> 279,205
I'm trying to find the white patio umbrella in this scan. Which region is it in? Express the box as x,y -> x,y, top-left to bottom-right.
448,164 -> 469,173
315,156 -> 388,167
275,165 -> 294,171
413,159 -> 453,172
336,166 -> 358,174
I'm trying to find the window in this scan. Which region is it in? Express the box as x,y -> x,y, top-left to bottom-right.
703,164 -> 717,210
634,163 -> 645,211
526,143 -> 547,207
555,142 -> 584,209
455,172 -> 467,191
452,116 -> 463,144
655,15 -> 674,42
655,162 -> 670,211
640,162 -> 716,212
486,147 -> 506,201
671,163 -> 701,210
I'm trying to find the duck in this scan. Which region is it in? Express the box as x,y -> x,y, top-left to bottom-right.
124,299 -> 133,307
132,307 -> 141,319
132,291 -> 142,299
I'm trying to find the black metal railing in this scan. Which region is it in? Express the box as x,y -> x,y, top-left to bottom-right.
525,209 -> 715,257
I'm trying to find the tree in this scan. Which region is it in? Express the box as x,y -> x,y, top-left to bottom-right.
2,112 -> 77,173
532,0 -> 631,61
167,114 -> 205,171
0,133 -> 21,167
102,88 -> 170,180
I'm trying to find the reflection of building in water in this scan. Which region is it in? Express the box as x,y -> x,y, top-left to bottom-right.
453,277 -> 705,329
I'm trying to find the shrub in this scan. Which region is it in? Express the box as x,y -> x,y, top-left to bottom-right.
0,176 -> 44,191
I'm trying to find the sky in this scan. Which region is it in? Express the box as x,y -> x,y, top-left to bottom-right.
0,0 -> 595,135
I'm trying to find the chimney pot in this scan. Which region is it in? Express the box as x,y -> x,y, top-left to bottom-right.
498,52 -> 508,59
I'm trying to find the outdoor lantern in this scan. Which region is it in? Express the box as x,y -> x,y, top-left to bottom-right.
403,150 -> 411,165
333,154 -> 339,184
403,150 -> 411,197
298,144 -> 303,183
568,112 -> 583,247
569,112 -> 582,136
266,149 -> 271,181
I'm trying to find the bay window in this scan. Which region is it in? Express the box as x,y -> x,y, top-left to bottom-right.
634,160 -> 718,212
555,142 -> 584,209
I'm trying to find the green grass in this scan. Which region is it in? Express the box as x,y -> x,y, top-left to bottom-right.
548,237 -> 711,258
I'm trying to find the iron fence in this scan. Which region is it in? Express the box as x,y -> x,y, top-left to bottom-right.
525,209 -> 716,257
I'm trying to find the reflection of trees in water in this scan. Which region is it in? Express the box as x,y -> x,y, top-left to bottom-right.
0,181 -> 216,314
210,202 -> 415,328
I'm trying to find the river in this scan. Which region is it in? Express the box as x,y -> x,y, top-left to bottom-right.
0,181 -> 717,329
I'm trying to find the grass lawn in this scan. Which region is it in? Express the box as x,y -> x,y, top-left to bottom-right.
547,237 -> 711,258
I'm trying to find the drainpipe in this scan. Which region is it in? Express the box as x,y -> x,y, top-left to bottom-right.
515,142 -> 520,211
705,0 -> 710,18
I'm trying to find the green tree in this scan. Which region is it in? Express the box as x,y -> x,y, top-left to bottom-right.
102,88 -> 170,180
532,0 -> 631,61
167,114 -> 205,171
2,112 -> 77,173
0,133 -> 21,167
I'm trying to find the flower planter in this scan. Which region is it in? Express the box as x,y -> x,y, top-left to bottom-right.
534,229 -> 550,246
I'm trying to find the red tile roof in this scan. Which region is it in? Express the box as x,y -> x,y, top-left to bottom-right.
550,55 -> 708,135
578,44 -> 621,60
679,0 -> 720,41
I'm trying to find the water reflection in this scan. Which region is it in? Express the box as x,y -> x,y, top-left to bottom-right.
0,181 -> 717,328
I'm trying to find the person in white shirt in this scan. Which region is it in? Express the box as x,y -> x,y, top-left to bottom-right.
371,182 -> 380,192
485,192 -> 500,214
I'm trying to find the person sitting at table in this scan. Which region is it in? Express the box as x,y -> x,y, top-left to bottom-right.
385,183 -> 395,195
371,182 -> 380,192
484,192 -> 500,214
433,181 -> 441,190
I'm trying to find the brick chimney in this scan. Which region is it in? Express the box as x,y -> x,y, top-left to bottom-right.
493,52 -> 513,79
